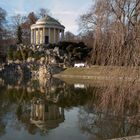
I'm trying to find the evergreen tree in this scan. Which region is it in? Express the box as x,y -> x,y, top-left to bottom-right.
17,25 -> 22,44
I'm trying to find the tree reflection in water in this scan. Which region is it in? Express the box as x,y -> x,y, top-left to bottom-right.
78,85 -> 140,140
0,77 -> 91,136
0,77 -> 139,139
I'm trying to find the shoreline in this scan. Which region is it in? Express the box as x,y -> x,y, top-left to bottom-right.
53,66 -> 140,86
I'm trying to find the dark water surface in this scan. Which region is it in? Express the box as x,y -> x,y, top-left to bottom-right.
0,77 -> 139,140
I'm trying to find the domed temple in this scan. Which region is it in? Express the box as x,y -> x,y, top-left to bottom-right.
30,15 -> 65,45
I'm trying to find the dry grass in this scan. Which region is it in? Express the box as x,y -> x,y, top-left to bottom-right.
54,66 -> 140,84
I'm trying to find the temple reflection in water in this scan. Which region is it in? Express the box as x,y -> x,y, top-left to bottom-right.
0,76 -> 139,140
30,98 -> 64,131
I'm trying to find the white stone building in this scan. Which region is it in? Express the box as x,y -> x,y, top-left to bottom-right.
31,15 -> 65,45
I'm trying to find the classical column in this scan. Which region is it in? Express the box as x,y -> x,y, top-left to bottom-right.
61,30 -> 64,41
38,28 -> 40,45
60,30 -> 62,41
34,29 -> 36,44
54,28 -> 56,43
49,28 -> 51,43
58,29 -> 60,42
43,27 -> 45,44
55,29 -> 58,43
31,29 -> 33,44
33,29 -> 35,44
32,29 -> 34,44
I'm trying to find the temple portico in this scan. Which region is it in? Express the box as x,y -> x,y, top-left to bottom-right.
31,15 -> 65,45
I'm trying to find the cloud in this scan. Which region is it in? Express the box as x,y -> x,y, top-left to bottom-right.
51,7 -> 81,34
53,11 -> 77,16
13,10 -> 27,15
52,10 -> 80,34
49,0 -> 92,34
0,0 -> 92,34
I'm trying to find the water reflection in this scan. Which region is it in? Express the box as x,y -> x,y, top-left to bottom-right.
30,98 -> 64,132
79,106 -> 140,140
0,77 -> 139,140
74,84 -> 86,89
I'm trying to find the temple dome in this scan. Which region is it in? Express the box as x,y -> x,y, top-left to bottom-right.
30,14 -> 65,45
36,15 -> 62,26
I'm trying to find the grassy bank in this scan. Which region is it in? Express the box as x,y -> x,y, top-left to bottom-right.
53,66 -> 140,85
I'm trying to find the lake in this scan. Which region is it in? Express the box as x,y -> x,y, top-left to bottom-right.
0,77 -> 139,140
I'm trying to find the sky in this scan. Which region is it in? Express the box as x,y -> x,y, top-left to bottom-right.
0,0 -> 92,34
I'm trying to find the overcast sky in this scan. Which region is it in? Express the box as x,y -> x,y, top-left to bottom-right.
0,0 -> 92,34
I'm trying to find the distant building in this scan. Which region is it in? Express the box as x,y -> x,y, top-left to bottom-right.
30,15 -> 65,45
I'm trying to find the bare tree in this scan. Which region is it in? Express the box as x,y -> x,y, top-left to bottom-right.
77,31 -> 94,48
21,12 -> 38,44
11,12 -> 38,45
79,0 -> 140,66
27,12 -> 38,24
11,14 -> 26,44
38,8 -> 51,18
0,7 -> 7,40
64,31 -> 76,42
11,14 -> 26,28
